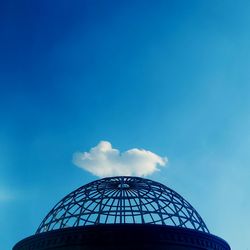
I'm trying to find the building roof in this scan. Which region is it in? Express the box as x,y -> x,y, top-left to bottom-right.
36,176 -> 209,234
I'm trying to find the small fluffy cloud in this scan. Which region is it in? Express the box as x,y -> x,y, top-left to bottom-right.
73,141 -> 167,177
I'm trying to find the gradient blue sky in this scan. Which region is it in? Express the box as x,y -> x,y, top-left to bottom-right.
1,1 -> 250,249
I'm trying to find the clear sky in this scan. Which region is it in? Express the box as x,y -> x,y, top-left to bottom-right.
1,1 -> 250,249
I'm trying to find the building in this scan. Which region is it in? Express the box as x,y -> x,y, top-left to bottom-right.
13,176 -> 230,249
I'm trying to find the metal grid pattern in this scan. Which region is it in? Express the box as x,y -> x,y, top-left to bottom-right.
36,176 -> 209,234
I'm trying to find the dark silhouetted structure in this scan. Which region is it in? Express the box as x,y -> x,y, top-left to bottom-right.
13,176 -> 230,249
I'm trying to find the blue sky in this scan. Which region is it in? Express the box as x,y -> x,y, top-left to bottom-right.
1,1 -> 250,249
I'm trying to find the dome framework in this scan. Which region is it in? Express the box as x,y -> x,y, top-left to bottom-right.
37,176 -> 209,234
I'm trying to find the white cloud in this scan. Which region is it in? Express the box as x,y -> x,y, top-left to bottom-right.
72,141 -> 167,177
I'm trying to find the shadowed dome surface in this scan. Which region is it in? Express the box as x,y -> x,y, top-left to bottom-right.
36,176 -> 209,234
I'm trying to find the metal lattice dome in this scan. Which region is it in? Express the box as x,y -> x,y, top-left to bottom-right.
36,176 -> 209,234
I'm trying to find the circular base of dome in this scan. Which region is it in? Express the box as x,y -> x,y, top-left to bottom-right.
13,224 -> 230,250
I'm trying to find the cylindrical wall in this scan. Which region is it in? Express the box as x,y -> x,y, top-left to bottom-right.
13,224 -> 230,250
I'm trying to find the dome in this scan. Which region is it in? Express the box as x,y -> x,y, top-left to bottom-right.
36,176 -> 209,234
